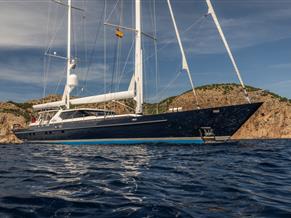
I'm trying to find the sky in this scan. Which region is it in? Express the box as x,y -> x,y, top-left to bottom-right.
0,0 -> 290,103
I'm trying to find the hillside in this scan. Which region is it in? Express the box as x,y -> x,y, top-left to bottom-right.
166,84 -> 291,139
0,83 -> 290,143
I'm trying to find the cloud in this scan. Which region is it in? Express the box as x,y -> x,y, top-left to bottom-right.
0,1 -> 49,47
266,79 -> 291,88
157,1 -> 291,55
268,63 -> 291,70
0,1 -> 107,48
0,0 -> 290,101
0,45 -> 132,102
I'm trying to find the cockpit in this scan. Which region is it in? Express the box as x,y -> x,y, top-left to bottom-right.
29,108 -> 117,126
59,109 -> 115,120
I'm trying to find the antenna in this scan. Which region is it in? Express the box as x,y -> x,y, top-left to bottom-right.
206,0 -> 251,103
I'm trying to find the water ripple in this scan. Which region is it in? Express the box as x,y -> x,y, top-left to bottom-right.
0,139 -> 291,217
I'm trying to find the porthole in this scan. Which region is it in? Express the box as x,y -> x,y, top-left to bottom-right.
213,109 -> 220,113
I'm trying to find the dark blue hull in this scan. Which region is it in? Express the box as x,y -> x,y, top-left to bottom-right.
14,102 -> 262,144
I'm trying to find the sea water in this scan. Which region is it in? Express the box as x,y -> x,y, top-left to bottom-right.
0,140 -> 291,217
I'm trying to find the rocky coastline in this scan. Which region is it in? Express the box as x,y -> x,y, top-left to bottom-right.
1,84 -> 290,144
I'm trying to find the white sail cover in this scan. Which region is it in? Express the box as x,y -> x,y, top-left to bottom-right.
33,90 -> 135,110
33,100 -> 65,110
70,90 -> 134,105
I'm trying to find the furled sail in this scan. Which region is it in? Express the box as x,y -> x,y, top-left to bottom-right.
33,90 -> 135,110
33,71 -> 136,110
33,100 -> 65,110
70,90 -> 134,105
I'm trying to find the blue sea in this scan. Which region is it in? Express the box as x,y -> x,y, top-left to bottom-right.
0,140 -> 291,217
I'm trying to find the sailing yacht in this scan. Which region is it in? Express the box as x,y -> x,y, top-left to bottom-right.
14,0 -> 262,144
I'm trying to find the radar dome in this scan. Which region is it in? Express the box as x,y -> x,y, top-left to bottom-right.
68,74 -> 78,88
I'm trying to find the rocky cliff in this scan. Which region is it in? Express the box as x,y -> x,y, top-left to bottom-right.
0,83 -> 290,143
0,102 -> 27,144
167,84 -> 291,139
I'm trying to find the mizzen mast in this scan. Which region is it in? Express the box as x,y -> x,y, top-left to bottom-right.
63,0 -> 78,109
206,0 -> 251,103
65,0 -> 72,109
33,0 -> 78,110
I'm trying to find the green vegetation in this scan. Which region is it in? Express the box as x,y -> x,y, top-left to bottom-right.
263,91 -> 290,102
245,85 -> 260,92
1,101 -> 33,123
144,103 -> 157,115
0,108 -> 31,122
182,83 -> 289,101
146,83 -> 291,113
6,101 -> 33,110
1,84 -> 290,120
191,83 -> 260,92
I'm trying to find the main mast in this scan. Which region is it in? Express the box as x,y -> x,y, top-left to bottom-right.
134,0 -> 143,114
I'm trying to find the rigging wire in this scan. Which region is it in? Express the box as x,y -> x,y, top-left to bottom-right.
117,40 -> 135,90
117,0 -> 124,92
142,15 -> 206,64
54,65 -> 67,94
42,56 -> 50,100
70,4 -> 77,97
104,0 -> 107,110
143,0 -> 155,107
71,2 -> 77,96
156,68 -> 183,100
71,0 -> 86,94
112,0 -> 124,112
43,1 -> 53,101
205,3 -> 251,103
114,0 -> 124,93
112,100 -> 135,112
152,0 -> 159,114
109,0 -> 124,96
79,0 -> 105,95
43,2 -> 67,103
187,16 -> 207,52
140,14 -> 207,110
111,0 -> 137,102
43,2 -> 66,101
110,35 -> 119,93
104,0 -> 120,24
72,8 -> 77,62
79,0 -> 87,95
167,0 -> 200,109
123,10 -> 206,108
45,12 -> 66,54
144,0 -> 159,107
